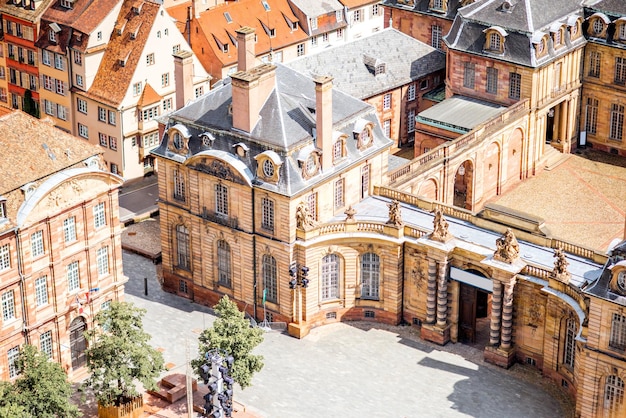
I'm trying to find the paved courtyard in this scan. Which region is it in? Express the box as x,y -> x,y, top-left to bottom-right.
122,251 -> 572,418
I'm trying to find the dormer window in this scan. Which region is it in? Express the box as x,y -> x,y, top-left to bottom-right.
254,151 -> 282,183
310,18 -> 318,31
593,19 -> 603,35
60,0 -> 73,9
588,14 -> 610,37
353,119 -> 374,150
21,182 -> 36,199
305,154 -> 318,176
618,271 -> 626,293
173,132 -> 183,149
200,132 -> 215,147
430,0 -> 446,12
617,19 -> 626,42
167,124 -> 190,154
263,160 -> 274,178
0,198 -> 6,220
483,26 -> 507,54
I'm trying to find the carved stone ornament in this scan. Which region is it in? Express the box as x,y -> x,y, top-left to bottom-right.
296,201 -> 316,230
194,158 -> 245,185
493,228 -> 520,264
47,180 -> 83,208
430,207 -> 451,243
551,246 -> 571,283
386,200 -> 403,227
344,206 -> 357,223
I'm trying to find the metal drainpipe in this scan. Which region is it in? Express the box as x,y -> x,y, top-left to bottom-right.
252,187 -> 258,322
15,230 -> 30,344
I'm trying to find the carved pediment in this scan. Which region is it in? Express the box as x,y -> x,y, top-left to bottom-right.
191,158 -> 246,185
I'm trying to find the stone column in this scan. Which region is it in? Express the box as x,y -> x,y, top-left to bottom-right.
436,259 -> 449,328
426,259 -> 437,324
490,280 -> 503,346
500,281 -> 516,350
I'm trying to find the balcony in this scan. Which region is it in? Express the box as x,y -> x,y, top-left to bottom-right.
200,207 -> 238,229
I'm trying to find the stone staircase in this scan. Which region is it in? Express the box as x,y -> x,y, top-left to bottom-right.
542,143 -> 572,170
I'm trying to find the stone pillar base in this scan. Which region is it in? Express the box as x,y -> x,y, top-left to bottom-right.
287,322 -> 310,339
484,345 -> 516,369
420,323 -> 451,346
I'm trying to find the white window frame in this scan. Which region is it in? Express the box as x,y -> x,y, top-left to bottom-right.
261,197 -> 274,232
63,217 -> 76,243
35,276 -> 48,306
96,246 -> 109,276
7,346 -> 19,378
0,243 -> 10,271
321,254 -> 340,300
383,93 -> 392,110
2,290 -> 15,321
31,230 -> 44,257
217,240 -> 231,287
40,330 -> 52,358
408,84 -> 416,101
215,183 -> 228,216
77,98 -> 87,114
93,202 -> 106,229
360,253 -> 380,299
67,261 -> 80,293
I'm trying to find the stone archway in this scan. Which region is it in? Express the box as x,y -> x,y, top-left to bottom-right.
69,316 -> 87,369
483,142 -> 501,201
453,160 -> 473,210
417,178 -> 438,200
505,128 -> 524,191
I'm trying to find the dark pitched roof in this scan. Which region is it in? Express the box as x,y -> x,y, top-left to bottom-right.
381,0 -> 467,21
586,0 -> 626,17
445,0 -> 587,68
153,64 -> 393,197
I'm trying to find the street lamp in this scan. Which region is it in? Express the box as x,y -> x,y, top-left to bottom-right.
289,263 -> 309,323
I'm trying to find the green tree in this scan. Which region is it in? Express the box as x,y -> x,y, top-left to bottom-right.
85,301 -> 165,407
192,295 -> 264,389
0,381 -> 26,418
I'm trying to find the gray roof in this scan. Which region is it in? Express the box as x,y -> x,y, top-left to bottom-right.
416,95 -> 505,133
287,28 -> 446,99
382,0 -> 466,21
585,0 -> 626,16
289,0 -> 344,17
152,63 -> 393,197
585,240 -> 626,306
445,0 -> 587,68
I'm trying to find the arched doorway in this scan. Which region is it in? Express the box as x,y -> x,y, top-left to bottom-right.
69,317 -> 87,369
417,178 -> 438,200
453,160 -> 473,209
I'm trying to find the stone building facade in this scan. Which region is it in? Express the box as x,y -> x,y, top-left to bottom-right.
0,110 -> 125,381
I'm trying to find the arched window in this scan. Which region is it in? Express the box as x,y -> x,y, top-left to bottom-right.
217,240 -> 231,287
321,254 -> 340,300
176,224 -> 190,270
593,19 -> 604,36
490,32 -> 501,51
604,375 -> 625,417
563,318 -> 576,367
360,253 -> 380,300
262,254 -> 277,303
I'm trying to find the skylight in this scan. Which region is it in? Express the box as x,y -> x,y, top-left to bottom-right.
262,1 -> 270,11
224,12 -> 232,23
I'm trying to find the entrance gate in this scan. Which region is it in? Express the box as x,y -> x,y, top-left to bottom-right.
459,283 -> 490,344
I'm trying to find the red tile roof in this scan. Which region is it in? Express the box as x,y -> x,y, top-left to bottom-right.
85,0 -> 159,107
338,0 -> 379,9
137,83 -> 162,107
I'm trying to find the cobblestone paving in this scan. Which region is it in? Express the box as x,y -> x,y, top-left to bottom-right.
118,251 -> 574,418
492,149 -> 626,251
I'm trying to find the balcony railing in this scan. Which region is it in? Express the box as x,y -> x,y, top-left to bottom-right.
201,208 -> 239,229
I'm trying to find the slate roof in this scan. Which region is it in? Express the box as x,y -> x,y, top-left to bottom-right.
85,0 -> 159,107
445,0 -> 587,68
286,28 -> 446,99
585,0 -> 626,17
381,0 -> 467,21
288,0 -> 344,17
417,95 -> 505,133
0,0 -> 55,22
0,110 -> 101,232
585,240 -> 626,306
152,63 -> 393,197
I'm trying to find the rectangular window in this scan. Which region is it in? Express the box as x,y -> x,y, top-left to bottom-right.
310,17 -> 318,30
195,86 -> 204,98
463,62 -> 475,89
215,183 -> 228,215
172,44 -> 180,54
261,197 -> 274,232
109,136 -> 117,150
383,93 -> 392,110
27,49 -> 35,66
162,72 -> 169,87
334,178 -> 344,209
54,53 -> 64,70
353,10 -> 362,23
609,313 -> 626,351
78,123 -> 88,138
585,97 -> 598,135
408,84 -> 416,101
111,163 -> 118,175
43,99 -> 54,115
56,80 -> 65,95
73,50 -> 82,65
431,25 -> 442,49
42,49 -> 51,66
486,67 -> 498,94
35,276 -> 48,306
99,133 -> 107,147
146,53 -> 155,65
610,104 -> 624,141
108,110 -> 116,125
509,72 -> 521,99
173,169 -> 186,202
63,217 -> 76,243
408,109 -> 416,133
372,4 -> 380,15
57,105 -> 67,120
0,244 -> 9,271
361,164 -> 370,199
40,331 -> 52,358
336,10 -> 343,22
615,57 -> 626,85
589,51 -> 601,77
336,28 -> 343,39
308,193 -> 318,221
67,261 -> 80,292
141,106 -> 159,121
93,202 -> 106,228
132,82 -> 142,96
77,98 -> 87,114
311,36 -> 318,48
2,290 -> 15,321
98,106 -> 106,121
96,246 -> 109,276
8,346 -> 19,378
383,119 -> 390,137
75,74 -> 83,87
31,230 -> 44,257
176,225 -> 190,270
297,43 -> 305,56
163,98 -> 172,112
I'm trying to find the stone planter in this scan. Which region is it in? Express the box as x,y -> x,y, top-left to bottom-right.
97,396 -> 144,418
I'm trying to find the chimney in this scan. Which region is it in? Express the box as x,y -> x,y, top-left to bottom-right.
236,27 -> 256,72
173,50 -> 195,109
230,28 -> 276,133
315,75 -> 333,171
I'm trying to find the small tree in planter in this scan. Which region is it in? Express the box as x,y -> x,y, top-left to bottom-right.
85,302 -> 164,416
192,295 -> 264,389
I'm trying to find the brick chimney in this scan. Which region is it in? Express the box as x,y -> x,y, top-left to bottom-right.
236,27 -> 256,72
173,50 -> 195,109
315,75 -> 334,171
230,27 -> 276,133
